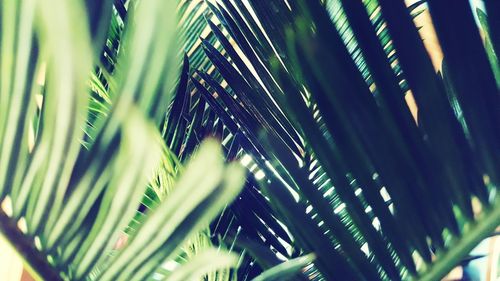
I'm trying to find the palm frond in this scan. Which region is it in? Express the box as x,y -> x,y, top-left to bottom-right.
0,0 -> 246,280
173,0 -> 500,280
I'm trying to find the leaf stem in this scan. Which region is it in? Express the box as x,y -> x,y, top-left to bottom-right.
417,197 -> 500,281
0,209 -> 63,281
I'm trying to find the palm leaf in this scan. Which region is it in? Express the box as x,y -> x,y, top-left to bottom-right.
0,0 -> 246,280
175,0 -> 500,280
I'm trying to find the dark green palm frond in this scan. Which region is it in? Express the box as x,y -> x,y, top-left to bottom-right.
324,0 -> 425,93
402,0 -> 499,185
160,3 -> 306,277
169,0 -> 394,278
187,1 -> 381,279
163,66 -> 300,280
174,0 -> 500,280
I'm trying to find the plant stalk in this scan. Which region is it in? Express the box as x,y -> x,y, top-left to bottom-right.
417,197 -> 500,281
0,209 -> 63,281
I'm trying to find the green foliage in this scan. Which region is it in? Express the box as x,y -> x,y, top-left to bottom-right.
1,0 -> 499,280
171,0 -> 500,280
0,0 -> 246,280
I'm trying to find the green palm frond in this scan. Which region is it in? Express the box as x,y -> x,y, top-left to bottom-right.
0,0 -> 247,280
170,0 -> 500,280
